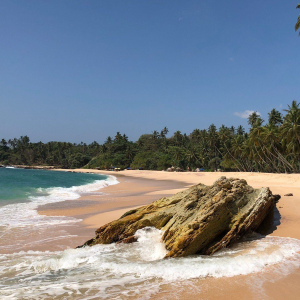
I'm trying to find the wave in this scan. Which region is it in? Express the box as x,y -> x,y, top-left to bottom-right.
0,174 -> 119,228
0,228 -> 300,299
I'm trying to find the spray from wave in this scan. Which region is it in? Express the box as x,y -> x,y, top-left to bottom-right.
0,227 -> 300,299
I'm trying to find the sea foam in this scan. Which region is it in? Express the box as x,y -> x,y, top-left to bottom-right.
0,174 -> 119,252
0,174 -> 119,228
0,228 -> 300,299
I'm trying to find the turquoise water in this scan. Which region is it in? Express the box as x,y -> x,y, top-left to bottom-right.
0,168 -> 107,205
0,169 -> 300,299
0,168 -> 118,253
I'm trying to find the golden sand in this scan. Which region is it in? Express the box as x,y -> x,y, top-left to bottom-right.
38,169 -> 300,299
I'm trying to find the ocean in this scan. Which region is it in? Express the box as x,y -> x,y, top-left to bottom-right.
1,168 -> 300,299
0,167 -> 110,205
0,168 -> 118,233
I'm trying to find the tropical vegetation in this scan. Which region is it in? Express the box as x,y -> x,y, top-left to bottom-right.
296,4 -> 300,34
1,101 -> 300,173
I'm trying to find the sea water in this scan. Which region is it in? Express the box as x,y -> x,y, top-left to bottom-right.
0,168 -> 118,252
1,168 -> 300,299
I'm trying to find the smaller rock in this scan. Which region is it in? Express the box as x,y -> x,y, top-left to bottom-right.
284,193 -> 293,196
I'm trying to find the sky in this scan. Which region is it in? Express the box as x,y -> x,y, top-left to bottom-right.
1,0 -> 299,143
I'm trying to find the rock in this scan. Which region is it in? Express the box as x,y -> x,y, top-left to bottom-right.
80,177 -> 280,257
116,236 -> 137,244
284,193 -> 293,196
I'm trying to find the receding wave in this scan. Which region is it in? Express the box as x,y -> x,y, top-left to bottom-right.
0,175 -> 119,228
0,175 -> 119,252
0,227 -> 300,299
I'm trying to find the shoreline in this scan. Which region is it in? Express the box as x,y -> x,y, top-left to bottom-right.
37,169 -> 300,299
2,168 -> 300,299
39,169 -> 300,240
37,172 -> 189,249
38,170 -> 191,220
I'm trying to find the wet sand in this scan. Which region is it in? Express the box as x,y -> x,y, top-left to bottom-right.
38,174 -> 188,249
38,170 -> 300,299
40,170 -> 300,238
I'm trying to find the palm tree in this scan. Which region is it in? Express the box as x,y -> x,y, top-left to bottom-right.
168,146 -> 185,166
230,135 -> 247,171
125,144 -> 134,161
173,131 -> 183,146
268,109 -> 283,126
283,100 -> 300,114
160,127 -> 169,138
296,4 -> 300,34
105,136 -> 112,144
261,124 -> 283,172
281,101 -> 300,171
152,130 -> 160,140
185,149 -> 194,167
248,112 -> 263,128
237,125 -> 245,136
282,101 -> 300,145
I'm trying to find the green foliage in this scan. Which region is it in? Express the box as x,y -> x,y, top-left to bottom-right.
268,109 -> 283,126
208,157 -> 221,171
0,137 -> 101,169
220,159 -> 239,171
296,4 -> 300,34
2,101 -> 300,173
131,151 -> 160,170
248,112 -> 264,128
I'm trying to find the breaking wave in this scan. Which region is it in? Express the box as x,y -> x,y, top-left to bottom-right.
0,227 -> 300,299
0,174 -> 119,252
0,175 -> 119,228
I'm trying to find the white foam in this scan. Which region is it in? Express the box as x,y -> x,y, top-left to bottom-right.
0,175 -> 119,228
134,227 -> 169,261
0,228 -> 300,299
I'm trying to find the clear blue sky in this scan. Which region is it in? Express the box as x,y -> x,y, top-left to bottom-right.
1,0 -> 299,143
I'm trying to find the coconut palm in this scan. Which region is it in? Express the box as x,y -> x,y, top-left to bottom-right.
282,101 -> 300,145
173,131 -> 183,146
296,4 -> 300,34
268,109 -> 283,126
248,112 -> 258,127
237,125 -> 245,136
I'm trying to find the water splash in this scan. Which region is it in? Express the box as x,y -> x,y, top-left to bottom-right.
0,228 -> 300,299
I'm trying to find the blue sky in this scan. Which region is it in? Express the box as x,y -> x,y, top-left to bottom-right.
1,0 -> 299,143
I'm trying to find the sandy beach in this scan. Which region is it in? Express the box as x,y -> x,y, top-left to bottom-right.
40,170 -> 300,239
37,170 -> 300,299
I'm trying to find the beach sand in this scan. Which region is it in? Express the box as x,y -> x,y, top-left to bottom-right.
38,170 -> 300,299
38,174 -> 188,250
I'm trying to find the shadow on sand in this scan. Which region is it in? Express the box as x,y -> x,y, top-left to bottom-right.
256,201 -> 282,236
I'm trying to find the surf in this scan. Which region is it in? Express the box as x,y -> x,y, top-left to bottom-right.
0,228 -> 300,299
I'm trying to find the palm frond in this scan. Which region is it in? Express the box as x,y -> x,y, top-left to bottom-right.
296,18 -> 300,33
296,4 -> 300,35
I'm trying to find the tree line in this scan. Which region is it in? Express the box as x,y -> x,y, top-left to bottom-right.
1,100 -> 300,173
0,137 -> 98,169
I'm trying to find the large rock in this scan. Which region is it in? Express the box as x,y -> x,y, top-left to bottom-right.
81,177 -> 280,257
